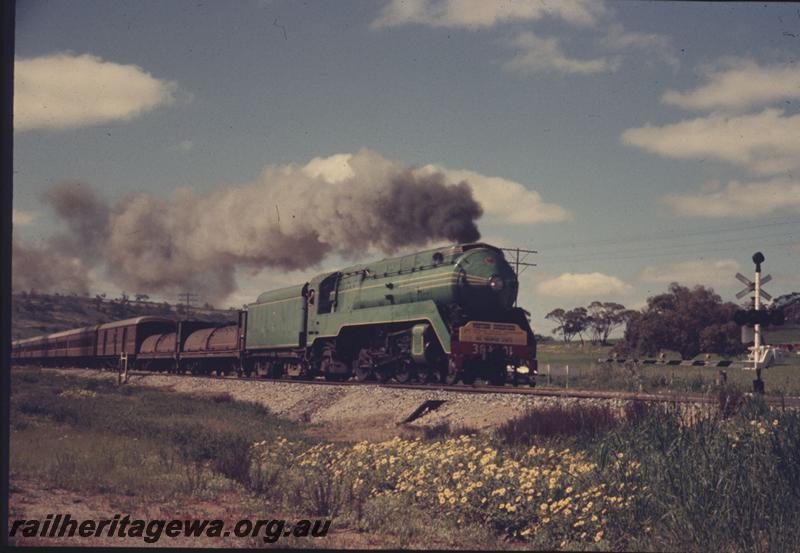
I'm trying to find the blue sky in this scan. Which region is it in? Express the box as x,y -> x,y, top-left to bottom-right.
12,0 -> 800,336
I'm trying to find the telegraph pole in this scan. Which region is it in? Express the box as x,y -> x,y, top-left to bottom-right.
501,247 -> 537,307
177,292 -> 199,317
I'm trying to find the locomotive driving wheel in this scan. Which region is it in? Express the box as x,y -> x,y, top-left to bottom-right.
394,359 -> 412,384
443,359 -> 460,385
321,344 -> 351,381
488,367 -> 507,386
354,348 -> 374,382
461,366 -> 476,385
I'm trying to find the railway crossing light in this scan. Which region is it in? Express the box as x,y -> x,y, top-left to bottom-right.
734,308 -> 785,327
752,251 -> 765,269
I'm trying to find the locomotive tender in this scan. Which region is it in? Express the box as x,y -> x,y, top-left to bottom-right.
11,243 -> 537,385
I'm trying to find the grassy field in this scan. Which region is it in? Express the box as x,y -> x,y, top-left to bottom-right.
536,341 -> 800,396
10,367 -> 800,551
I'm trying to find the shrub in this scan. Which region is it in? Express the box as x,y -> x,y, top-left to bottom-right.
209,392 -> 233,403
717,383 -> 744,419
19,372 -> 40,384
422,422 -> 477,441
495,403 -> 619,447
592,401 -> 800,551
211,433 -> 252,486
623,399 -> 655,425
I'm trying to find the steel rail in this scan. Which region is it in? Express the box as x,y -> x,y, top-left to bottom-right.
91,367 -> 800,408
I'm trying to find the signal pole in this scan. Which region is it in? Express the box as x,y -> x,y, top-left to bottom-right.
734,251 -> 773,393
752,252 -> 765,392
754,256 -> 762,370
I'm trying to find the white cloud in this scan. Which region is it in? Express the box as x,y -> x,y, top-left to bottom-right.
12,209 -> 36,226
414,164 -> 571,224
505,31 -> 619,75
600,23 -> 678,69
662,178 -> 800,218
171,139 -> 194,153
536,272 -> 633,298
372,0 -> 605,29
638,258 -> 740,289
302,151 -> 570,225
14,53 -> 178,131
662,59 -> 800,111
302,153 -> 361,182
621,109 -> 800,175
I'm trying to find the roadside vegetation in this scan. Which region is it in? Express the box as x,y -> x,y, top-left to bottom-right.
536,341 -> 800,396
11,367 -> 800,550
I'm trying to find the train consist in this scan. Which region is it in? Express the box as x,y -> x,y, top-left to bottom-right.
11,243 -> 537,385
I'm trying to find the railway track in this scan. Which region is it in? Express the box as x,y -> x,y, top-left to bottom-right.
115,368 -> 800,408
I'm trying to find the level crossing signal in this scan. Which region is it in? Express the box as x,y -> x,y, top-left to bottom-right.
735,272 -> 772,300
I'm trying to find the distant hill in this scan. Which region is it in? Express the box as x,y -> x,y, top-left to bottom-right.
11,292 -> 237,340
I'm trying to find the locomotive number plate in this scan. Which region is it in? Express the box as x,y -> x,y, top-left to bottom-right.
470,343 -> 515,360
458,321 -> 527,346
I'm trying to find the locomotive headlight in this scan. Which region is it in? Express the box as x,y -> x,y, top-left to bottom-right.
489,275 -> 504,291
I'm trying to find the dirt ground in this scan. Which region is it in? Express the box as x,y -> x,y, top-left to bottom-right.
8,476 -> 389,549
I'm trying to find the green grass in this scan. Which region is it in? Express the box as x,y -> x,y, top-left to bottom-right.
763,324 -> 800,345
10,368 -> 307,500
8,368 -> 516,549
537,341 -> 614,368
583,399 -> 800,552
536,342 -> 800,396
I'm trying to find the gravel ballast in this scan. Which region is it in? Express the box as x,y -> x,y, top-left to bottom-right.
37,368 -> 708,440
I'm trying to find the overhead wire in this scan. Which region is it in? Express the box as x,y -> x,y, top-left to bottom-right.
529,217 -> 800,253
539,230 -> 797,263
